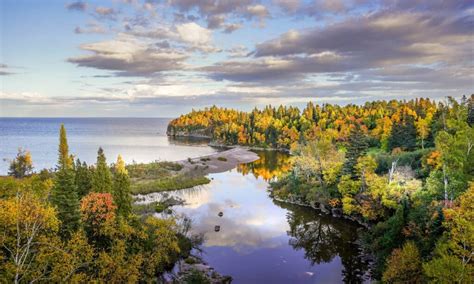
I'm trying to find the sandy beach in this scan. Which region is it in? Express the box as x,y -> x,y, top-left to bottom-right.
178,147 -> 260,175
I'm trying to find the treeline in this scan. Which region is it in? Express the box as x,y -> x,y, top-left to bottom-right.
271,96 -> 473,282
168,96 -> 474,150
0,125 -> 193,282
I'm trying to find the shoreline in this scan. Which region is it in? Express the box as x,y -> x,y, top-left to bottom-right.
177,147 -> 260,176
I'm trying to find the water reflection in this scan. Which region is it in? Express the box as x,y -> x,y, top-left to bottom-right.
278,201 -> 371,282
237,150 -> 292,181
141,150 -> 370,283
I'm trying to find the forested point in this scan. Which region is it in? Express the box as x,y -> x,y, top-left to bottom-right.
169,95 -> 474,282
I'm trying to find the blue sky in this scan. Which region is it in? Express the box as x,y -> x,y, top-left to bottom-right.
1,0 -> 473,117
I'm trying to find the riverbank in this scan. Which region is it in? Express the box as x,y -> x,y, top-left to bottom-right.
272,195 -> 371,228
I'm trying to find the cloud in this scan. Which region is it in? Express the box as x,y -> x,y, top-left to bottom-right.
207,15 -> 226,29
68,34 -> 188,76
66,1 -> 87,11
95,6 -> 116,16
168,0 -> 270,30
203,8 -> 472,85
0,64 -> 16,76
223,23 -> 242,33
74,22 -> 107,34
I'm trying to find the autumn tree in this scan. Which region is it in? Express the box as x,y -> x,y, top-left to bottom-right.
8,148 -> 34,178
91,147 -> 112,193
112,155 -> 132,218
423,183 -> 474,283
0,191 -> 59,283
382,241 -> 423,283
80,192 -> 117,249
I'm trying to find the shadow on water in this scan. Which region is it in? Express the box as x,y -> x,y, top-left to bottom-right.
275,200 -> 371,283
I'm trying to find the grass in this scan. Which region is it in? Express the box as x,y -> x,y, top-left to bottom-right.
127,161 -> 183,179
131,175 -> 210,195
217,157 -> 227,162
132,201 -> 175,214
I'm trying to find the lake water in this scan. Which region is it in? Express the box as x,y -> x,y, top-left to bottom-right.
0,118 -> 371,283
0,118 -> 217,174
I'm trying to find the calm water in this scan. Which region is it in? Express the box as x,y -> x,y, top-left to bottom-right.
0,118 -> 216,174
1,118 -> 370,283
140,151 -> 371,283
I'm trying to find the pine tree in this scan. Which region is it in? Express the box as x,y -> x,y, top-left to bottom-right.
467,94 -> 474,127
113,155 -> 132,218
50,124 -> 81,239
342,125 -> 368,178
92,147 -> 112,193
75,158 -> 92,198
388,114 -> 417,151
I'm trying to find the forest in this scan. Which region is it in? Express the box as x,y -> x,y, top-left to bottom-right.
0,125 -> 209,283
169,95 -> 474,282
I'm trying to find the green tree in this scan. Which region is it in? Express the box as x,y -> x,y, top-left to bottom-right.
50,125 -> 81,239
342,125 -> 368,178
113,155 -> 132,218
389,114 -> 417,151
75,159 -> 92,198
92,147 -> 112,193
8,148 -> 34,178
423,184 -> 474,283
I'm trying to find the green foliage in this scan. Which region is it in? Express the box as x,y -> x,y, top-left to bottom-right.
131,175 -> 210,194
112,155 -> 132,218
342,125 -> 368,178
74,159 -> 92,198
8,148 -> 34,178
50,125 -> 80,239
217,156 -> 227,161
92,147 -> 113,193
388,112 -> 417,151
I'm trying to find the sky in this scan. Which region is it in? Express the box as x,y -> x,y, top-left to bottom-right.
0,0 -> 473,117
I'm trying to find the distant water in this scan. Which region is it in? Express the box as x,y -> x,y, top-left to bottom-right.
0,118 -> 217,174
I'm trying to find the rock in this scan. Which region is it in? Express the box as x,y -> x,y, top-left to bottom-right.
331,208 -> 343,217
214,225 -> 220,232
218,212 -> 223,217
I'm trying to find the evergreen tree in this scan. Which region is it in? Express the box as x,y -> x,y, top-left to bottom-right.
50,124 -> 80,239
388,114 -> 417,151
342,125 -> 368,178
113,155 -> 132,218
75,158 -> 92,198
92,147 -> 112,193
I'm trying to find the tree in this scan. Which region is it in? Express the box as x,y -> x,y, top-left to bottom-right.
113,155 -> 132,218
57,124 -> 73,170
80,192 -> 117,250
382,241 -> 422,283
342,125 -> 368,178
423,183 -> 474,283
75,159 -> 92,198
389,113 -> 417,151
415,114 -> 432,150
50,125 -> 81,239
92,147 -> 112,193
0,191 -> 59,283
8,148 -> 34,178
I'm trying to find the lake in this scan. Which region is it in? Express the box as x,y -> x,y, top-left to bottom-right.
0,118 -> 217,174
0,118 -> 371,283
